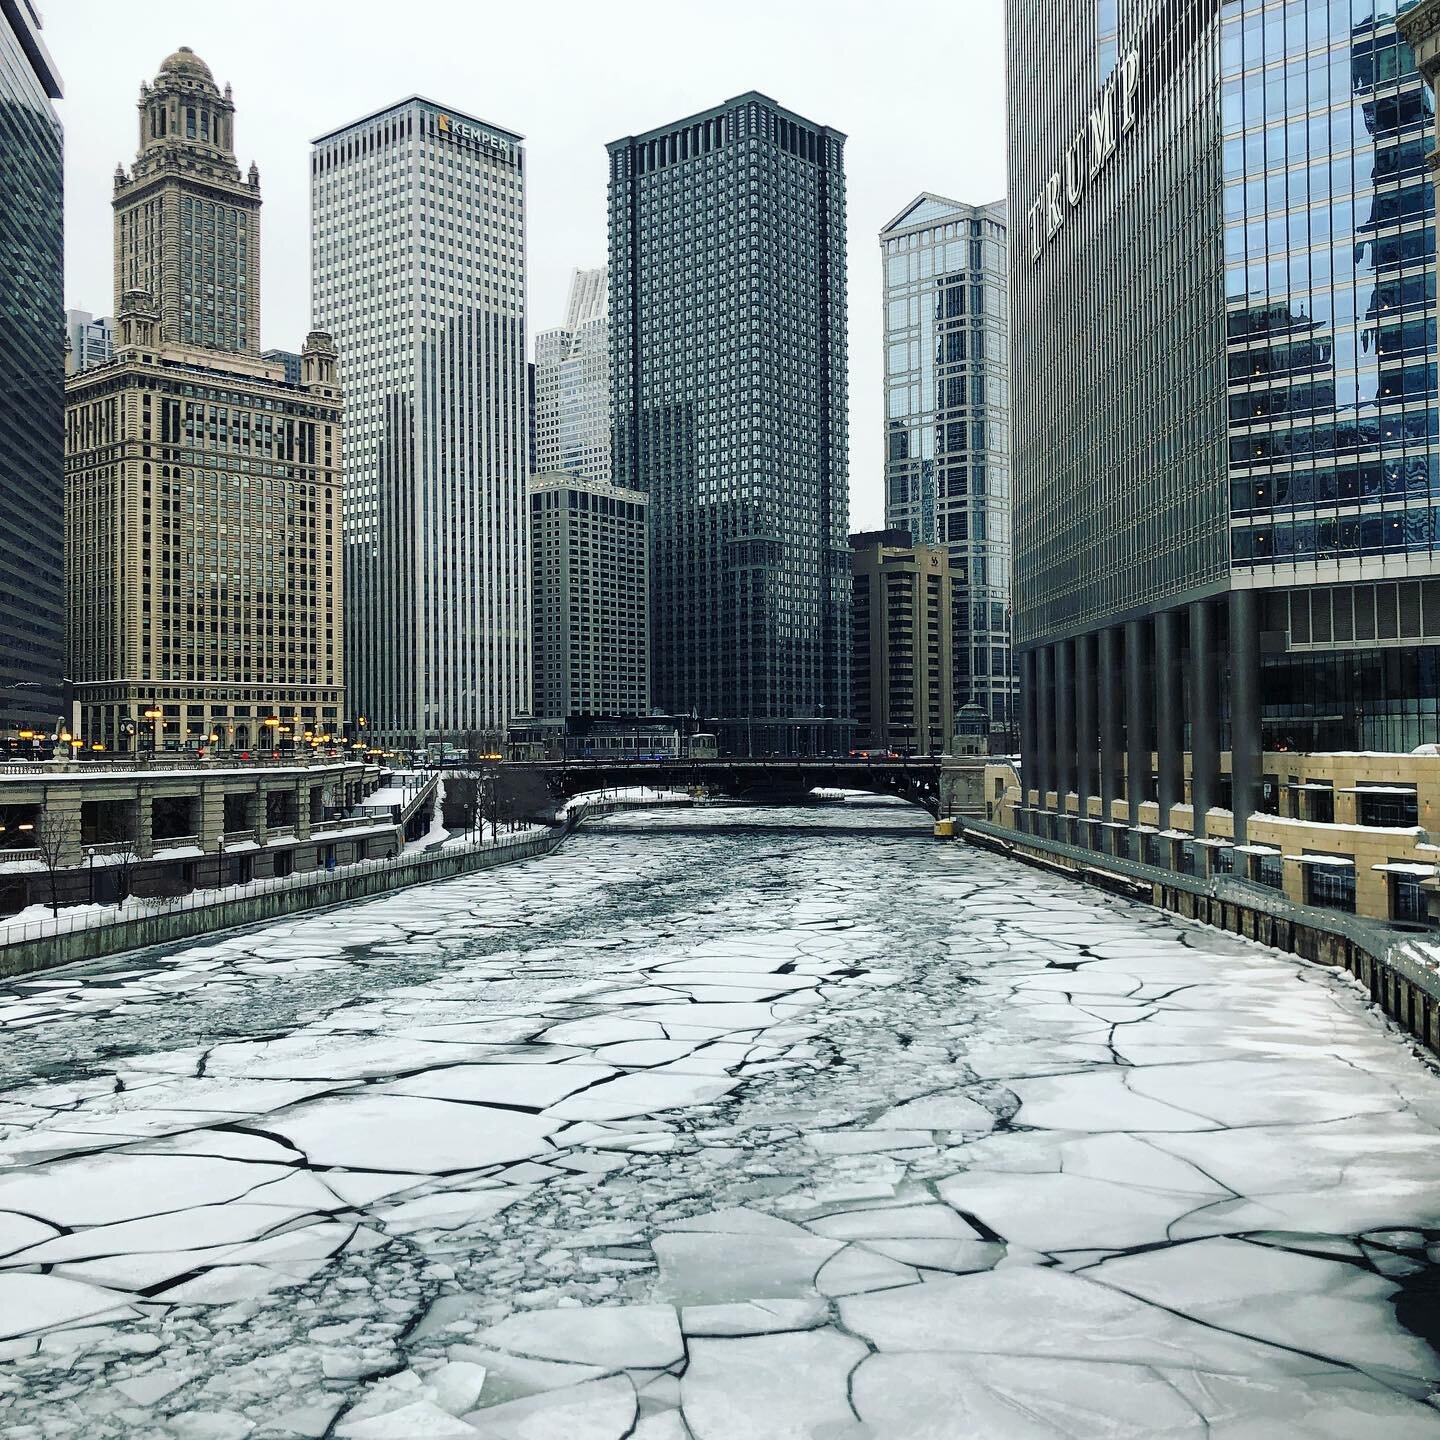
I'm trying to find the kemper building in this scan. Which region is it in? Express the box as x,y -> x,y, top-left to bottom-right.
312,97 -> 530,749
880,195 -> 1014,736
66,47 -> 344,754
609,92 -> 852,756
1006,0 -> 1440,898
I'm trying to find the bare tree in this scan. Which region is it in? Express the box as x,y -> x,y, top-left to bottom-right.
111,833 -> 141,905
495,767 -> 557,829
33,809 -> 76,918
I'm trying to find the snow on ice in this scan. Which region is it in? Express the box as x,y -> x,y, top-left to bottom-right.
0,800 -> 1435,1436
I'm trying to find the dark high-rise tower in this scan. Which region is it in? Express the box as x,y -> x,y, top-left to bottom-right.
608,92 -> 851,757
0,0 -> 63,738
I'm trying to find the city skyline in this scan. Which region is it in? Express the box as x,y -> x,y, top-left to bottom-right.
47,0 -> 1007,530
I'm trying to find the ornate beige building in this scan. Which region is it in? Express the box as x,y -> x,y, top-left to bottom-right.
66,48 -> 344,754
113,46 -> 260,357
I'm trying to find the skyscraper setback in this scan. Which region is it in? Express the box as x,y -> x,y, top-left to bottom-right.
312,98 -> 530,747
534,266 -> 611,483
609,92 -> 851,757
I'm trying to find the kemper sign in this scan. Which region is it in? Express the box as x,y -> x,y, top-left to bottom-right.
1027,47 -> 1141,262
436,111 -> 512,159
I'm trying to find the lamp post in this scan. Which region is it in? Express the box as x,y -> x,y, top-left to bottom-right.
143,707 -> 162,755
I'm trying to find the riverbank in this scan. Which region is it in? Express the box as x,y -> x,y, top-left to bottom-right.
961,815 -> 1440,1058
0,793 -> 691,977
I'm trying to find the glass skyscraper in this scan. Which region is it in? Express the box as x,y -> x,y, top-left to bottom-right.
0,1 -> 63,737
881,194 -> 1013,730
1007,0 -> 1439,854
312,98 -> 530,747
1225,0 -> 1436,751
534,266 -> 610,483
608,92 -> 851,757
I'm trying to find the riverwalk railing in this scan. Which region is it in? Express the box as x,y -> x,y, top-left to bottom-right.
0,792 -> 691,976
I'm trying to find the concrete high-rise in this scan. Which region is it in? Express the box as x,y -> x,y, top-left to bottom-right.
66,48 -> 344,753
530,472 -> 648,720
881,194 -> 1012,734
0,1 -> 64,739
66,308 -> 114,374
534,266 -> 610,483
609,92 -> 851,757
312,98 -> 529,747
851,530 -> 958,757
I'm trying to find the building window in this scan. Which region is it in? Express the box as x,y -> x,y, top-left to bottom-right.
1305,863 -> 1356,914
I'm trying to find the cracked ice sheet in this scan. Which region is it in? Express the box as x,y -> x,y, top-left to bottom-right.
2,801 -> 1440,1437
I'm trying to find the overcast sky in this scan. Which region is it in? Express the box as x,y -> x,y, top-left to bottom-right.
49,0 -> 1006,530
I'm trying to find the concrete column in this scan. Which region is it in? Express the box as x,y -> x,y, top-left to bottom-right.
1054,639 -> 1076,802
134,790 -> 153,860
1075,631 -> 1098,816
1155,609 -> 1183,828
1189,599 -> 1219,838
1020,649 -> 1039,803
251,783 -> 269,846
47,789 -> 85,870
1230,588 -> 1261,844
1035,645 -> 1055,804
296,783 -> 312,841
199,783 -> 224,853
1125,618 -> 1152,820
1098,626 -> 1123,820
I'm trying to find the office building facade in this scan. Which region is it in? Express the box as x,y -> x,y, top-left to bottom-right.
1008,0 -> 1440,858
530,471 -> 648,719
534,265 -> 611,483
881,193 -> 1013,733
262,347 -> 303,386
851,529 -> 957,756
609,92 -> 851,756
0,0 -> 64,737
66,48 -> 344,753
312,97 -> 529,747
66,308 -> 114,374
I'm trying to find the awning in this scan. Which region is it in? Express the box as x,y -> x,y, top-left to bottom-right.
1192,836 -> 1233,848
1159,829 -> 1192,840
1339,785 -> 1417,796
1372,862 -> 1437,877
1286,782 -> 1335,791
1285,853 -> 1355,867
1233,843 -> 1281,856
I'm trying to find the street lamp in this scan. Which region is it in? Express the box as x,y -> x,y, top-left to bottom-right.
143,707 -> 163,754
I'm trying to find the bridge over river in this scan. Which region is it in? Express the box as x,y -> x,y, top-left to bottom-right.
513,754 -> 945,815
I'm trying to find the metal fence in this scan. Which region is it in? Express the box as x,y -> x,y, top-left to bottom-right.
0,791 -> 692,955
0,823 -> 549,950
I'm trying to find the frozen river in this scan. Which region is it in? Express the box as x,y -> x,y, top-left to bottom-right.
1,798 -> 1439,1438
